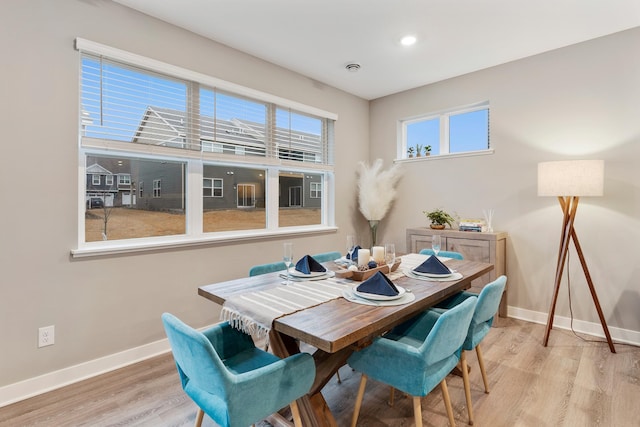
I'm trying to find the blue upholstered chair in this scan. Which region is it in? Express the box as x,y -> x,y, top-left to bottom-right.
430,275 -> 507,425
161,313 -> 315,427
348,297 -> 477,427
248,261 -> 288,277
419,248 -> 464,260
311,251 -> 342,263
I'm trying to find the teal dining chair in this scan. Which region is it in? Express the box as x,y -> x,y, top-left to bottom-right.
419,248 -> 464,260
430,275 -> 507,425
161,313 -> 315,427
248,261 -> 288,277
348,297 -> 478,427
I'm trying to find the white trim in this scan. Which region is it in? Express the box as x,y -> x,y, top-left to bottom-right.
72,225 -> 338,258
74,38 -> 338,121
395,149 -> 494,163
0,336 -> 171,408
507,305 -> 640,347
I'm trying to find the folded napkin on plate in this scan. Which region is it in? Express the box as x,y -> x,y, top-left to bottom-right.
295,255 -> 327,274
347,245 -> 362,261
356,271 -> 399,296
413,255 -> 452,274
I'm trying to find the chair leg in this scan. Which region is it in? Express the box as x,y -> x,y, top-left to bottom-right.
389,386 -> 395,406
290,400 -> 303,427
440,379 -> 456,427
336,369 -> 342,383
475,345 -> 490,393
412,396 -> 423,427
351,374 -> 368,427
460,351 -> 474,425
194,408 -> 204,427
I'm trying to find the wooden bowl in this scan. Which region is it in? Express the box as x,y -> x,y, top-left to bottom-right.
334,258 -> 401,281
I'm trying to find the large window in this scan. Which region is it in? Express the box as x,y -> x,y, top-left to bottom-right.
75,39 -> 336,254
401,103 -> 490,159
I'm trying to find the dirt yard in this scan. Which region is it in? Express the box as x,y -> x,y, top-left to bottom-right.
85,207 -> 321,242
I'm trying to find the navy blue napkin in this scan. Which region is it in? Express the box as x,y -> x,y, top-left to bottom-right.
413,255 -> 452,274
347,245 -> 362,261
356,271 -> 399,296
295,255 -> 327,274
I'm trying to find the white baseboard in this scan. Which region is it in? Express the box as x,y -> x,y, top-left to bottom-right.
507,306 -> 640,346
0,337 -> 173,409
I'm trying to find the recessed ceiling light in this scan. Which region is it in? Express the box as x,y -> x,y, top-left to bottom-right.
400,35 -> 417,46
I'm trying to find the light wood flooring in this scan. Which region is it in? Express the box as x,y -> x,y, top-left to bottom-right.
1,318 -> 638,427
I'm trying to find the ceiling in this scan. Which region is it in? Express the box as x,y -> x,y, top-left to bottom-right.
114,0 -> 640,100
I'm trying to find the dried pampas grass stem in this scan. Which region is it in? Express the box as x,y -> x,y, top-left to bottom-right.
357,159 -> 403,221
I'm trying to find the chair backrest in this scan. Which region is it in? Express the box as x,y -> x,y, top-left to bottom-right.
248,261 -> 288,277
422,296 -> 477,365
311,251 -> 342,263
472,275 -> 507,325
161,313 -> 230,396
419,248 -> 464,260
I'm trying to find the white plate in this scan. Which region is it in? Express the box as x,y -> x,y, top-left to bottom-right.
354,286 -> 406,301
410,268 -> 454,278
289,267 -> 328,278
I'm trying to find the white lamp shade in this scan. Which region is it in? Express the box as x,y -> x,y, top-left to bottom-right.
537,160 -> 604,197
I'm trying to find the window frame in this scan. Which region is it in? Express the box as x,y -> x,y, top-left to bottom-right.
73,38 -> 338,258
398,101 -> 492,161
203,177 -> 224,198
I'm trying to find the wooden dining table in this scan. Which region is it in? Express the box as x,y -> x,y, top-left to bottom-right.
198,255 -> 494,427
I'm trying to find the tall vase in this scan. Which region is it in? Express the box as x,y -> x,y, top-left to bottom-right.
368,220 -> 379,247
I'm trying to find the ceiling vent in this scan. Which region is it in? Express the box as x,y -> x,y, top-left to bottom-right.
345,63 -> 361,72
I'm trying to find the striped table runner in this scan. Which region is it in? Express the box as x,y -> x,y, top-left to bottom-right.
220,278 -> 351,338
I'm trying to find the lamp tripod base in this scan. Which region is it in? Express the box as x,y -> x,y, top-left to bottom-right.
543,196 -> 615,353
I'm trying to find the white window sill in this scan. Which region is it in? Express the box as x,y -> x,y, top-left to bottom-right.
71,226 -> 338,258
395,149 -> 494,163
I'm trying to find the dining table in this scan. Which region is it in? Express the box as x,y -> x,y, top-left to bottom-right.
198,253 -> 494,427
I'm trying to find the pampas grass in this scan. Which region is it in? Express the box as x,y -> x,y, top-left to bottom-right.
357,159 -> 403,220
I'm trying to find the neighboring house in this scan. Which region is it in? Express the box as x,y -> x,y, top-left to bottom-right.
130,106 -> 323,212
85,161 -> 134,208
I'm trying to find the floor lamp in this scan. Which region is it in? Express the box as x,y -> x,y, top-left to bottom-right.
537,160 -> 615,353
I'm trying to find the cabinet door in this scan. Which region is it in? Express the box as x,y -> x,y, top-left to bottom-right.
446,238 -> 490,262
447,237 -> 491,293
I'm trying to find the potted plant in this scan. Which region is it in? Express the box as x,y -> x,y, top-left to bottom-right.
423,208 -> 455,229
416,144 -> 423,157
407,147 -> 414,158
424,145 -> 431,156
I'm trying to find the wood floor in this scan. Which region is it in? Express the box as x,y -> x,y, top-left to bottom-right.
1,318 -> 638,427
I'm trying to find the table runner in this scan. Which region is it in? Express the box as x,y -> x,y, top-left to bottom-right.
220,278 -> 349,338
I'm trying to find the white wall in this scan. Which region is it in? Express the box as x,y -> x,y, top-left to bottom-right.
370,27 -> 640,340
0,0 -> 369,395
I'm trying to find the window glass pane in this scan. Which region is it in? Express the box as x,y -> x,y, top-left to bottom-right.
81,56 -> 189,148
276,109 -> 324,163
199,88 -> 267,157
85,155 -> 185,242
449,109 -> 489,153
278,171 -> 322,227
202,164 -> 266,232
406,118 -> 440,155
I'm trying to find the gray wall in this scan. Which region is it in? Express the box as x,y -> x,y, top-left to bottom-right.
0,0 -> 369,390
370,27 -> 640,335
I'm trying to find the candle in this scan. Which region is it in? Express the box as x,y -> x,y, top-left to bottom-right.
372,246 -> 384,264
357,249 -> 371,267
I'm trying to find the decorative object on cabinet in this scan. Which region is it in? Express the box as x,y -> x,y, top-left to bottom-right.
407,227 -> 508,316
537,159 -> 615,353
423,208 -> 455,229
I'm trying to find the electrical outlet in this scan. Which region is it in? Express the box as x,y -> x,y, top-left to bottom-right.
38,325 -> 55,348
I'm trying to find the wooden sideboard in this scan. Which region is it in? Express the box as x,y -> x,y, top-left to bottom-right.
406,227 -> 508,317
